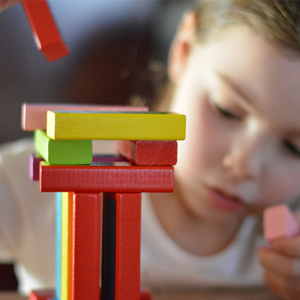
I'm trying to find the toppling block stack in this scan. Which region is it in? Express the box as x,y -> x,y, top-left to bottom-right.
22,103 -> 186,300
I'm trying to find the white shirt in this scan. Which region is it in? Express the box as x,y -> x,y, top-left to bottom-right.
141,194 -> 266,289
0,138 -> 266,295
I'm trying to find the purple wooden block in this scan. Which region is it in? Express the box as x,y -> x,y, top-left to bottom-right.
30,154 -> 44,181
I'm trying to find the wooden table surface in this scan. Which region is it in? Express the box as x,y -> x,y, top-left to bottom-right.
0,287 -> 281,300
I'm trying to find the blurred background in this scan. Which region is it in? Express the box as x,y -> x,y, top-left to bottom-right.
0,0 -> 192,291
0,0 -> 192,145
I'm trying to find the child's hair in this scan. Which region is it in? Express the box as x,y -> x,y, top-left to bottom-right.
194,0 -> 300,52
147,0 -> 300,110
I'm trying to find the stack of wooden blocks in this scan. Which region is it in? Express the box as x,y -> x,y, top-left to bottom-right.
22,103 -> 186,300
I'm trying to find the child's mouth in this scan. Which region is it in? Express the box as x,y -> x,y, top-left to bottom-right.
206,186 -> 245,212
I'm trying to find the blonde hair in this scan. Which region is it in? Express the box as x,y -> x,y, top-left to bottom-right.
149,0 -> 300,110
194,0 -> 300,51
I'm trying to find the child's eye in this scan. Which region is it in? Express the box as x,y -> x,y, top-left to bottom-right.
209,99 -> 241,121
283,140 -> 300,159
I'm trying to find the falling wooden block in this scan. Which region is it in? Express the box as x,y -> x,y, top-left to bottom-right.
22,0 -> 69,61
34,130 -> 92,165
101,193 -> 141,300
71,193 -> 101,300
46,111 -> 186,141
264,204 -> 299,243
40,160 -> 174,193
21,103 -> 148,131
116,140 -> 178,165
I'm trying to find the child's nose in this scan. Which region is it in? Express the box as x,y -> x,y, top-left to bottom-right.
222,135 -> 268,180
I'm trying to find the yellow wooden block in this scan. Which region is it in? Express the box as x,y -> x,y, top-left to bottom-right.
46,111 -> 186,140
61,192 -> 72,300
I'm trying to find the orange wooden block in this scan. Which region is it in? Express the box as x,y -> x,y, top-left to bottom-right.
22,0 -> 69,61
39,160 -> 174,193
117,140 -> 178,165
71,193 -> 101,300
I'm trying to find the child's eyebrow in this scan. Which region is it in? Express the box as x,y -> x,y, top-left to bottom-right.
217,72 -> 254,109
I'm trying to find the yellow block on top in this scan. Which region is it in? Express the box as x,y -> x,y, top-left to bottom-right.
46,111 -> 186,140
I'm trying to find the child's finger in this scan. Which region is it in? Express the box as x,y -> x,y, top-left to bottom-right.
264,270 -> 300,300
259,246 -> 300,277
271,236 -> 300,257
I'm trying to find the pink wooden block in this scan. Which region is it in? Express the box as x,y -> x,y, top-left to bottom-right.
264,204 -> 299,243
21,103 -> 149,131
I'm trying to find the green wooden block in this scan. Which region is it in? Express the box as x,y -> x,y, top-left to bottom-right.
34,130 -> 92,165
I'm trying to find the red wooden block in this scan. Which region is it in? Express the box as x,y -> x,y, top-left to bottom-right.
116,140 -> 178,166
101,193 -> 141,300
22,0 -> 69,62
71,192 -> 101,300
30,154 -> 44,181
140,285 -> 152,300
30,287 -> 151,300
29,290 -> 56,300
40,161 -> 174,193
115,193 -> 141,300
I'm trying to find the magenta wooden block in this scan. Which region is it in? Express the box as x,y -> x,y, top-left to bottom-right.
30,154 -> 44,181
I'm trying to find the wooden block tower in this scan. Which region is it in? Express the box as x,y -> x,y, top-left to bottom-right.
22,103 -> 186,300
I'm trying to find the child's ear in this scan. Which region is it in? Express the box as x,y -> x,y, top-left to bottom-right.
168,11 -> 198,83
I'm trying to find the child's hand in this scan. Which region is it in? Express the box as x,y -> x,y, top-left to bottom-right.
0,0 -> 20,13
259,236 -> 300,300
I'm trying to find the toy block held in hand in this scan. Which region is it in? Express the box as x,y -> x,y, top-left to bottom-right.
39,160 -> 174,193
46,111 -> 186,141
117,140 -> 178,165
101,193 -> 141,300
21,103 -> 149,131
22,0 -> 69,61
264,204 -> 299,243
34,130 -> 92,165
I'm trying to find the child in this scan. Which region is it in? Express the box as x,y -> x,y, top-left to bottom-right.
1,1 -> 300,300
143,1 -> 300,299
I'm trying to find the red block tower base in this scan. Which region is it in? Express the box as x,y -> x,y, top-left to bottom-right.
29,285 -> 152,300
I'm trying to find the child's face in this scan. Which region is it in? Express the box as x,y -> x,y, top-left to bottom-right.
170,25 -> 300,223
